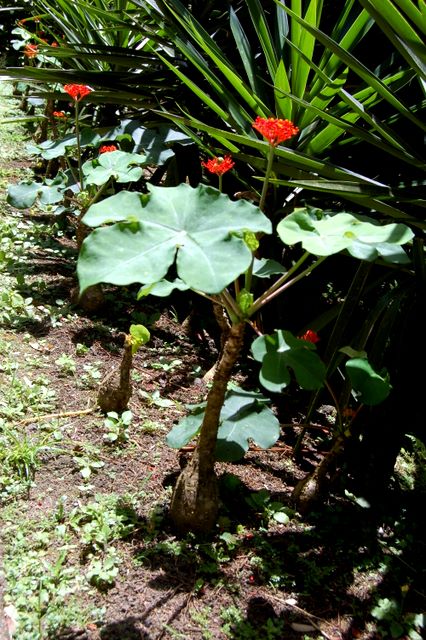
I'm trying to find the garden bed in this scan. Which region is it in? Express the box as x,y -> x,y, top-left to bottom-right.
0,82 -> 425,640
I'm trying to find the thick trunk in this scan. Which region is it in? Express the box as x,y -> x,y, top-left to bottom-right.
97,334 -> 133,414
170,322 -> 245,533
292,436 -> 344,513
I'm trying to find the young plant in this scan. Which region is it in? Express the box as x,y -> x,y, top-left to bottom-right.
103,410 -> 132,444
97,324 -> 150,414
77,117 -> 413,532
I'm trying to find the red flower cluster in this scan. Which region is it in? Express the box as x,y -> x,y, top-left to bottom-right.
252,116 -> 299,146
202,155 -> 235,176
52,111 -> 66,118
24,44 -> 38,58
300,329 -> 320,344
99,144 -> 118,154
63,84 -> 93,102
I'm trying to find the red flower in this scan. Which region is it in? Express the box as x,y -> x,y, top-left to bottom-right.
252,116 -> 299,146
24,44 -> 38,59
99,144 -> 118,154
300,329 -> 320,344
63,84 -> 93,102
202,155 -> 235,176
51,42 -> 58,47
52,111 -> 66,118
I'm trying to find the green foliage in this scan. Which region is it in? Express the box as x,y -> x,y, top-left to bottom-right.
82,150 -> 146,186
245,489 -> 293,526
277,208 -> 414,263
166,388 -> 280,461
251,330 -> 326,393
221,605 -> 285,640
129,323 -> 150,354
371,597 -> 424,640
78,183 -> 272,294
345,358 -> 391,405
103,410 -> 133,444
7,173 -> 68,209
55,353 -> 77,376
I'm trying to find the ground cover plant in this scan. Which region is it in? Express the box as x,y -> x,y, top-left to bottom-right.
1,2 -> 426,639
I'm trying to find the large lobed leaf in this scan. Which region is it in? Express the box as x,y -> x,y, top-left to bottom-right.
166,388 -> 280,462
77,183 -> 271,294
277,208 -> 414,263
82,150 -> 146,186
345,358 -> 391,405
251,330 -> 326,393
7,174 -> 68,209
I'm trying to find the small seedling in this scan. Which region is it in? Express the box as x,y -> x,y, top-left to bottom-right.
55,353 -> 76,376
75,343 -> 89,356
80,362 -> 102,388
103,410 -> 132,444
139,389 -> 176,408
72,454 -> 104,479
86,548 -> 120,589
150,356 -> 183,372
245,489 -> 293,526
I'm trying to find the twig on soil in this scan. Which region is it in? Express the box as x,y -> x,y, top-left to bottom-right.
17,405 -> 98,425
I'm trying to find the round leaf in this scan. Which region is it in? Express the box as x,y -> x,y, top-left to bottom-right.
277,209 -> 413,263
345,358 -> 391,405
78,183 -> 271,294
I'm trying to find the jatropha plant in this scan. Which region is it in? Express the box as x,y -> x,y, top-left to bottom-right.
77,116 -> 414,532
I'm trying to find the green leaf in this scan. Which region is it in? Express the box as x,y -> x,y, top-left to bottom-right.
166,388 -> 280,461
251,330 -> 326,392
137,278 -> 190,298
81,191 -> 147,226
277,208 -> 413,262
7,175 -> 67,209
272,510 -> 290,524
27,129 -> 101,160
82,150 -> 146,186
237,289 -> 254,317
253,258 -> 286,278
129,324 -> 150,354
78,183 -> 271,294
345,358 -> 391,405
166,413 -> 203,449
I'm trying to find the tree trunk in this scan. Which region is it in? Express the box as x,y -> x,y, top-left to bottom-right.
292,436 -> 344,514
97,334 -> 133,414
170,322 -> 245,533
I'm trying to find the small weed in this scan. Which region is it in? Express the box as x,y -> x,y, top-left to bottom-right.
68,493 -> 139,552
245,488 -> 293,526
0,427 -> 62,500
80,362 -> 103,388
55,353 -> 77,376
86,548 -> 121,589
191,606 -> 214,639
139,389 -> 176,408
149,356 -> 183,372
0,503 -> 102,639
75,342 -> 90,356
371,596 -> 424,640
140,419 -> 163,434
72,452 -> 105,480
103,410 -> 132,444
